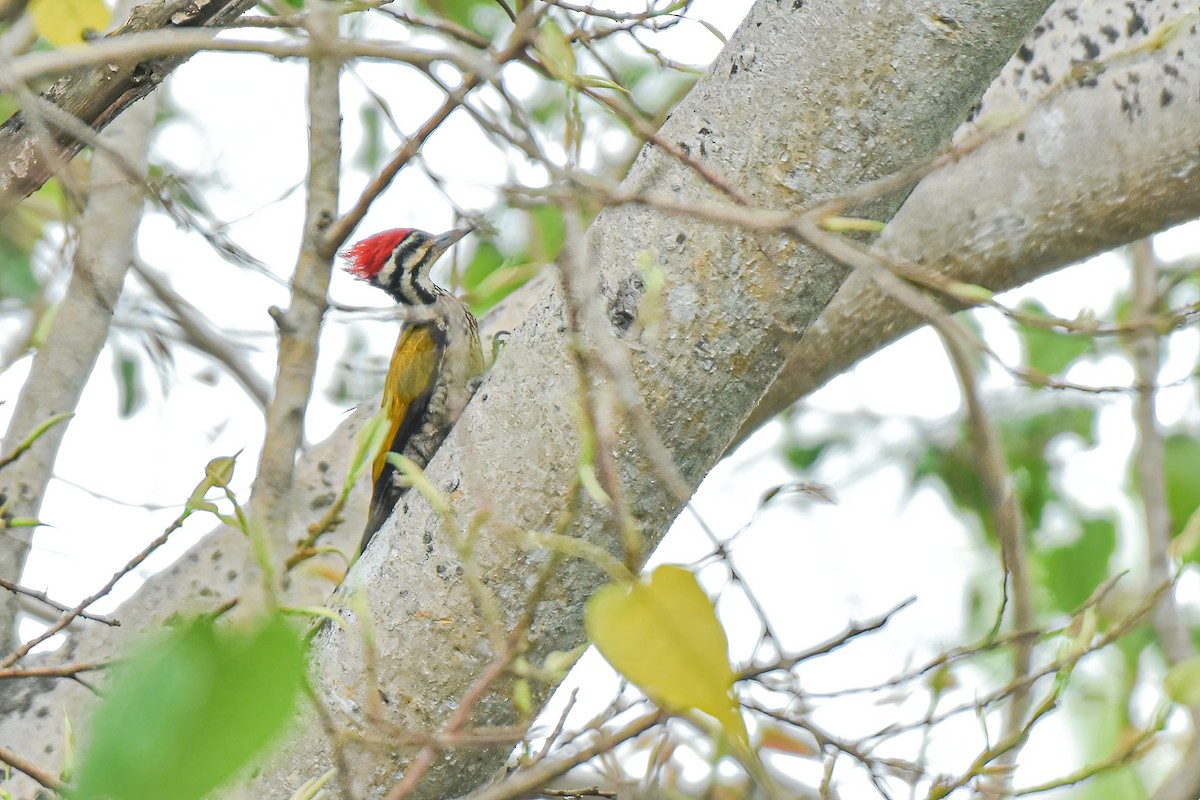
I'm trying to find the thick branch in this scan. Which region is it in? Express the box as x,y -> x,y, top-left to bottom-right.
0,95 -> 156,651
739,0 -> 1200,439
245,1 -> 1052,796
243,0 -> 342,604
0,0 -> 256,217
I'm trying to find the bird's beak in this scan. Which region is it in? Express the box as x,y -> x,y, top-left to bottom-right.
433,226 -> 475,252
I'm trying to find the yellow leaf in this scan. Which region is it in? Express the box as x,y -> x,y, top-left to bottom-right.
29,0 -> 111,46
585,565 -> 747,747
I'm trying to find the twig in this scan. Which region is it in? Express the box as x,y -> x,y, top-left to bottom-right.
0,659 -> 111,679
0,744 -> 64,792
383,632 -> 525,800
743,598 -> 916,679
325,12 -> 535,251
0,578 -> 119,625
1,503 -> 192,667
133,260 -> 271,410
455,710 -> 664,800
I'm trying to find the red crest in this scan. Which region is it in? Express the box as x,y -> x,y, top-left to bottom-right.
340,229 -> 414,281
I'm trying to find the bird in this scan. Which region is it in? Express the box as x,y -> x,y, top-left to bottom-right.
340,226 -> 484,552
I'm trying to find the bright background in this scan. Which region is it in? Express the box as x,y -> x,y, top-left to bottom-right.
2,1 -> 1199,797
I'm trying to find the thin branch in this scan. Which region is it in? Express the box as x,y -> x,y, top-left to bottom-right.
0,745 -> 65,792
0,578 -> 119,626
0,659 -> 111,679
0,501 -> 193,667
133,259 -> 271,411
455,710 -> 664,800
243,0 -> 343,604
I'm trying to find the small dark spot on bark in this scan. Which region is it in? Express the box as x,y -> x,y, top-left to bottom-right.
1127,7 -> 1147,37
211,549 -> 223,561
1032,23 -> 1045,37
1080,35 -> 1100,60
130,62 -> 154,84
678,141 -> 691,156
730,62 -> 739,76
423,530 -> 433,546
437,563 -> 447,576
1017,131 -> 1026,142
792,0 -> 803,8
1100,25 -> 1120,43
378,689 -> 392,705
1064,8 -> 1079,21
609,273 -> 645,335
699,126 -> 711,136
310,492 -> 335,510
1160,88 -> 1173,107
318,460 -> 330,473
676,233 -> 686,245
226,570 -> 238,582
1164,63 -> 1180,78
1016,44 -> 1034,62
36,706 -> 50,718
44,744 -> 54,754
1032,66 -> 1052,84
699,141 -> 707,158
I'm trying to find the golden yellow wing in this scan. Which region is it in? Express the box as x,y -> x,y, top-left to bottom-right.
372,323 -> 444,487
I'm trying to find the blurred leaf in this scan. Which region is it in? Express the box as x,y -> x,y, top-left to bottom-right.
74,614 -> 306,800
528,204 -> 565,261
355,104 -> 385,171
113,348 -> 144,418
586,565 -> 748,748
536,19 -> 576,82
1035,517 -> 1116,614
416,0 -> 502,37
28,0 -> 110,45
0,236 -> 37,302
462,239 -> 505,294
1165,655 -> 1200,706
1017,301 -> 1094,377
916,406 -> 1095,538
348,410 -> 390,494
758,724 -> 814,757
577,75 -> 629,93
784,441 -> 830,471
1162,435 -> 1200,538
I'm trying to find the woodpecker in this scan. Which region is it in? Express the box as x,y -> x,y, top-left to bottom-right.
341,227 -> 484,552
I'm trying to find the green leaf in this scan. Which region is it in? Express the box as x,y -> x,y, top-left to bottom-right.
1163,435 -> 1200,538
1165,654 -> 1200,706
28,0 -> 110,45
528,204 -> 566,262
585,565 -> 747,748
1017,301 -> 1094,376
695,17 -> 728,45
415,0 -> 502,37
536,19 -> 576,82
1035,517 -> 1117,614
577,75 -> 629,93
347,410 -> 390,494
74,614 -> 306,800
114,349 -> 144,418
0,236 -> 38,302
